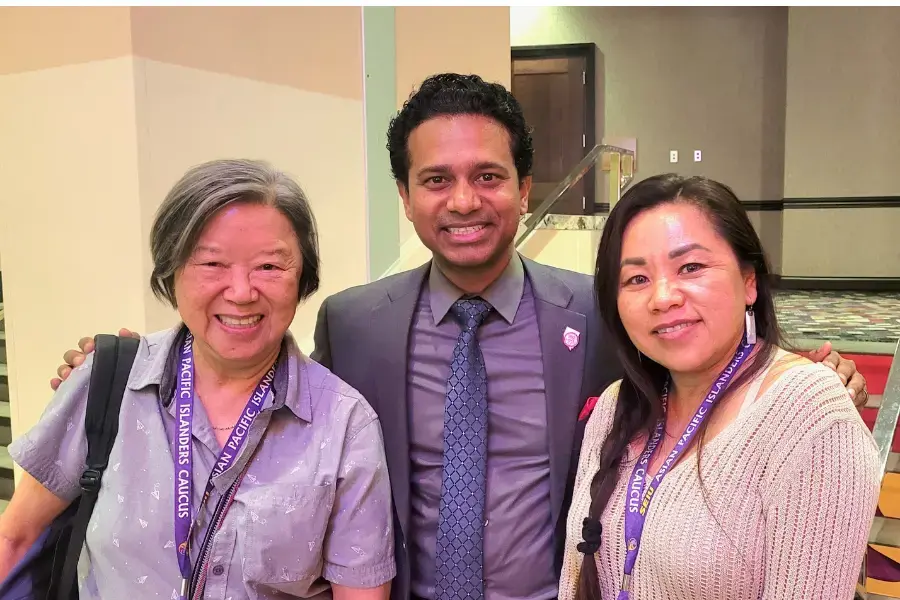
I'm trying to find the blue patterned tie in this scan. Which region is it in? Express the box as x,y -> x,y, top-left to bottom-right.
434,297 -> 493,600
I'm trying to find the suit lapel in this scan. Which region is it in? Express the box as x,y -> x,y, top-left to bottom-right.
370,262 -> 430,540
523,258 -> 587,532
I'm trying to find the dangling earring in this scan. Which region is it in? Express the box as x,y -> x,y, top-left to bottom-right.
745,305 -> 757,345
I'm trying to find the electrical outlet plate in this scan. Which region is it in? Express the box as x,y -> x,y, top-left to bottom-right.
669,150 -> 678,163
694,150 -> 702,162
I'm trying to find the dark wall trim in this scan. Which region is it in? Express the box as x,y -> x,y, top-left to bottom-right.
783,196 -> 900,210
511,43 -> 597,215
511,42 -> 597,59
598,196 -> 900,215
776,277 -> 900,292
598,201 -> 783,213
735,196 -> 900,211
742,201 -> 784,212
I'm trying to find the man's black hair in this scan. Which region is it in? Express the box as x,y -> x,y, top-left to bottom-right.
387,73 -> 534,188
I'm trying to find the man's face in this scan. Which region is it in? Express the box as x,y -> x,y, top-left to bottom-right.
399,114 -> 531,277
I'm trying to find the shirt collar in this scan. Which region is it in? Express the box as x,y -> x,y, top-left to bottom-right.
428,252 -> 525,326
129,324 -> 312,423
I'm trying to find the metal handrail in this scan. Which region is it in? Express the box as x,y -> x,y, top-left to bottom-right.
515,144 -> 635,248
857,338 -> 900,598
872,338 -> 900,481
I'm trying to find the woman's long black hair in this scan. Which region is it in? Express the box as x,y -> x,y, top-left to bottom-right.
575,174 -> 782,599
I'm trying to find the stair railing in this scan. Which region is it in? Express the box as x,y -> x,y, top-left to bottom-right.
858,338 -> 900,598
515,144 -> 635,248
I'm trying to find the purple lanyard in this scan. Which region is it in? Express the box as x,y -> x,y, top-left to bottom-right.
173,332 -> 276,599
617,337 -> 754,599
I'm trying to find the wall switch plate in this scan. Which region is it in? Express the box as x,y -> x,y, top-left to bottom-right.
694,150 -> 702,162
670,150 -> 678,163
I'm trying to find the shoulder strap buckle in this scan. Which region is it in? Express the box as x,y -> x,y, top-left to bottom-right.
79,467 -> 103,493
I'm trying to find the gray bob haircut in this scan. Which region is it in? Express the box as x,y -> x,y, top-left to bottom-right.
149,158 -> 320,307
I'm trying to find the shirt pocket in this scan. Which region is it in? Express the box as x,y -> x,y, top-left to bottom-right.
241,481 -> 336,591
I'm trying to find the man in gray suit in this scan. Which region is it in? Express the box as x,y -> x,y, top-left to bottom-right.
310,74 -> 624,600
52,73 -> 866,600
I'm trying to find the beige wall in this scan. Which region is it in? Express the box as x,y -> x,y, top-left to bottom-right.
519,229 -> 602,276
781,7 -> 900,278
393,7 -> 512,266
395,7 -> 511,107
130,7 -> 363,102
784,7 -> 900,198
0,7 -> 368,437
783,207 -> 900,278
0,56 -> 147,439
0,7 -> 133,75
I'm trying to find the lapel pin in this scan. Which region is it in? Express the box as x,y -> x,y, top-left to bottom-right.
563,326 -> 581,351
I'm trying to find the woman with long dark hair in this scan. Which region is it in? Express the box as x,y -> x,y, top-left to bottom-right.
560,174 -> 881,599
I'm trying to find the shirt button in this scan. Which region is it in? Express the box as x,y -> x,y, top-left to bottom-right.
212,565 -> 225,576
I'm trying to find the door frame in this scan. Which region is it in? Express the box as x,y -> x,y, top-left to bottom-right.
511,42 -> 598,214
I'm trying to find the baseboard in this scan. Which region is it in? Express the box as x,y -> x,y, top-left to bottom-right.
775,276 -> 900,292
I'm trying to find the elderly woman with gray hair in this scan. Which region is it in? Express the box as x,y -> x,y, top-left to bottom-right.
0,160 -> 395,599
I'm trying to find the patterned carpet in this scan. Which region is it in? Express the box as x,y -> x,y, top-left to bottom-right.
775,291 -> 900,344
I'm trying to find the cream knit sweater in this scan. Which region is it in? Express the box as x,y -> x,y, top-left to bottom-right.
560,357 -> 882,600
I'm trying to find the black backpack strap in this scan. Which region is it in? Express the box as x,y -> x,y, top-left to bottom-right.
55,335 -> 140,600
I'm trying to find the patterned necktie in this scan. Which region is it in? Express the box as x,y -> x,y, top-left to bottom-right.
434,297 -> 493,600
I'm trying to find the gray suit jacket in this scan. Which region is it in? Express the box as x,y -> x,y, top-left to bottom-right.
311,255 -> 623,600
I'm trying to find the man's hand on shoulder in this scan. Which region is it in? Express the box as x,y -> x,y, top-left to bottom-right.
49,328 -> 140,391
807,341 -> 868,409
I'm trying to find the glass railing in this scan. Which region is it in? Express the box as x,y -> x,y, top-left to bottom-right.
515,144 -> 635,248
872,340 -> 900,478
858,339 -> 900,599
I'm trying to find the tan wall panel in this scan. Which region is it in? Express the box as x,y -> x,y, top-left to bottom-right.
782,207 -> 900,277
132,59 -> 369,342
784,7 -> 900,198
395,7 -> 511,107
0,7 -> 132,75
781,7 -> 900,279
0,58 -> 147,437
131,7 -> 364,100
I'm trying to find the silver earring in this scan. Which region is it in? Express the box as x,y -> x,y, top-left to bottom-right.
745,306 -> 757,345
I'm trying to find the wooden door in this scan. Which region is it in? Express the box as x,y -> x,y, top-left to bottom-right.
512,52 -> 592,215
